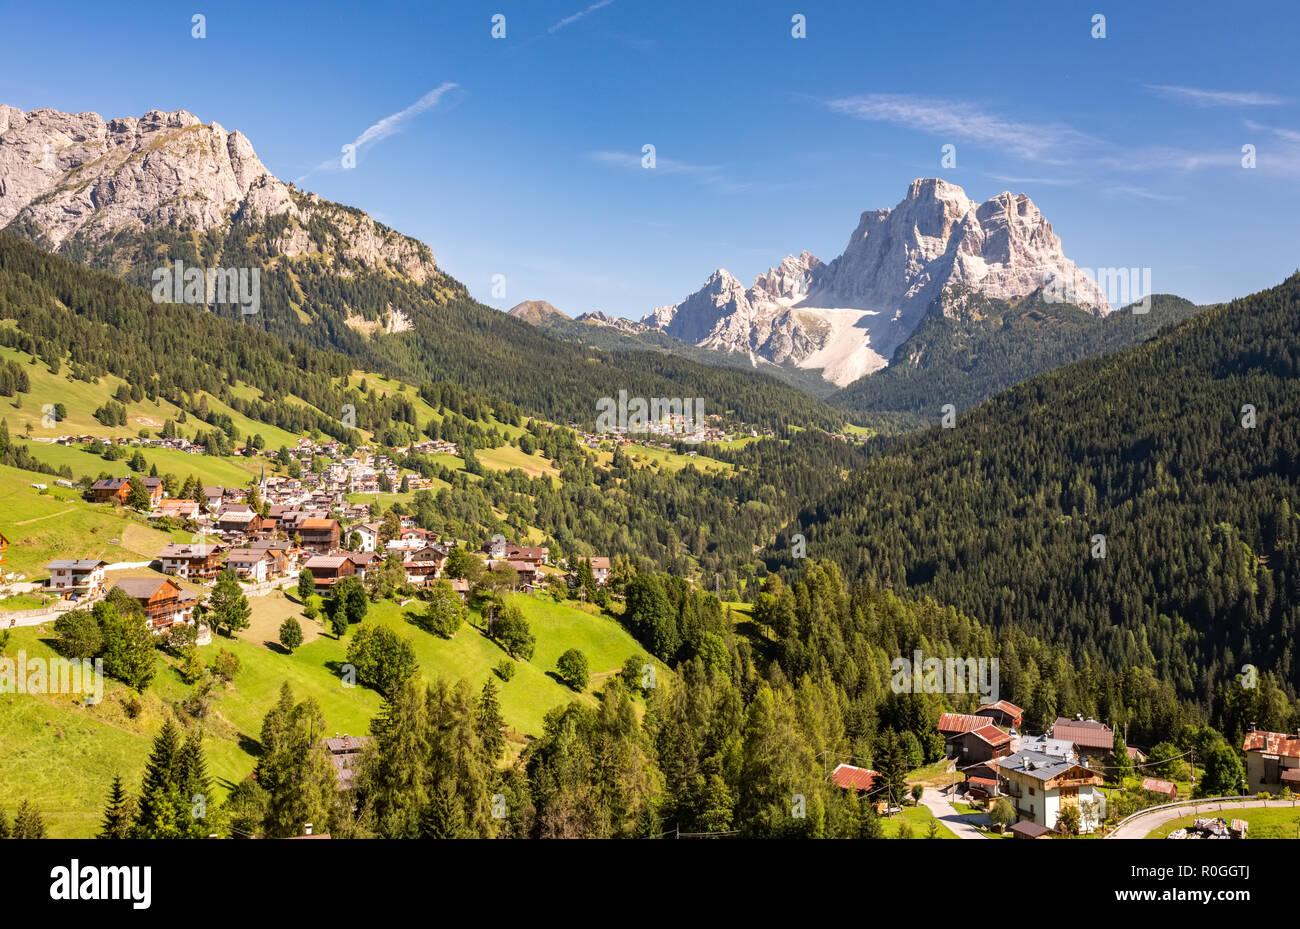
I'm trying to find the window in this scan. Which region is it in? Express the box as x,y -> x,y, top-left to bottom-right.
1029,787 -> 1035,796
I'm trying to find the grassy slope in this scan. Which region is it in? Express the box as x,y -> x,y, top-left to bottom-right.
0,589 -> 652,837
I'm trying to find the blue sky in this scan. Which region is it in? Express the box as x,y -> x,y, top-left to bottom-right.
2,0 -> 1297,317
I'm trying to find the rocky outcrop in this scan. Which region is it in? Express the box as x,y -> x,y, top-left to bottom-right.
0,105 -> 437,282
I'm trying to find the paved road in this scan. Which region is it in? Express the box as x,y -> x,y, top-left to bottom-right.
1107,798 -> 1298,839
919,787 -> 992,839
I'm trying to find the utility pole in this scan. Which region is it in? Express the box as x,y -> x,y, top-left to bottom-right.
1190,747 -> 1196,793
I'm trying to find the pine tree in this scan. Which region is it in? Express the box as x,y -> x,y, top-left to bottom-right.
177,731 -> 213,838
477,678 -> 506,762
0,805 -> 9,839
133,718 -> 185,838
13,800 -> 46,839
98,774 -> 135,839
419,780 -> 470,839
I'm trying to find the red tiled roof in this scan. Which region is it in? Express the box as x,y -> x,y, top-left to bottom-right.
1243,730 -> 1300,758
977,699 -> 1024,718
938,713 -> 989,735
830,764 -> 879,791
967,776 -> 998,789
969,725 -> 1012,748
1281,769 -> 1300,784
1140,777 -> 1177,796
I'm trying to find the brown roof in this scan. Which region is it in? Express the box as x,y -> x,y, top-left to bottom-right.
1010,820 -> 1053,838
112,577 -> 178,599
938,713 -> 990,735
299,518 -> 338,531
830,764 -> 879,792
977,699 -> 1024,718
1140,777 -> 1177,796
1243,730 -> 1300,758
1052,718 -> 1115,750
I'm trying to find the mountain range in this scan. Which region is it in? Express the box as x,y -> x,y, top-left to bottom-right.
630,178 -> 1113,388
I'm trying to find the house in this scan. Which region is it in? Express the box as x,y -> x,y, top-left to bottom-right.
346,551 -> 380,580
215,507 -> 263,540
965,759 -> 1002,803
975,700 -> 1024,730
589,556 -> 611,586
830,763 -> 879,793
1017,734 -> 1077,763
45,559 -> 108,598
937,712 -> 993,756
1242,730 -> 1300,794
507,545 -> 549,567
1050,717 -> 1116,765
449,578 -> 470,600
303,555 -> 355,590
248,539 -> 296,576
351,522 -> 382,553
153,499 -> 201,522
91,477 -> 164,506
111,577 -> 198,632
997,750 -> 1105,833
202,486 -> 225,510
323,735 -> 371,790
403,545 -> 447,585
157,543 -> 224,581
951,724 -> 1014,765
224,549 -> 273,584
1140,777 -> 1178,800
829,764 -> 888,812
297,518 -> 341,555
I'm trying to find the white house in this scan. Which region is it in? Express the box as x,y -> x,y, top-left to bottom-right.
45,559 -> 109,599
997,750 -> 1106,833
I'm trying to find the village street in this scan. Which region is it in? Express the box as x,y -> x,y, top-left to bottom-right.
919,787 -> 992,839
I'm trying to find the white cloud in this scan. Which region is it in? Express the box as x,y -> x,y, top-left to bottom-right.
296,83 -> 459,183
1147,84 -> 1286,107
549,0 -> 615,34
825,94 -> 1093,163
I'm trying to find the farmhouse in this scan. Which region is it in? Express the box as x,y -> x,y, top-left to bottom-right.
1050,717 -> 1115,765
224,548 -> 274,583
1140,777 -> 1178,800
997,750 -> 1105,833
1242,729 -> 1300,794
91,476 -> 164,506
303,555 -> 355,589
588,556 -> 611,586
323,735 -> 372,790
937,712 -> 993,756
975,699 -> 1024,729
157,543 -> 224,581
111,577 -> 198,632
297,518 -> 341,555
45,559 -> 108,598
950,724 -> 1014,764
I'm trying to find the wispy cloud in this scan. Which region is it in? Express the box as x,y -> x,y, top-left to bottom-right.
1147,84 -> 1286,107
589,149 -> 723,177
296,82 -> 459,183
825,94 -> 1094,163
549,0 -> 615,34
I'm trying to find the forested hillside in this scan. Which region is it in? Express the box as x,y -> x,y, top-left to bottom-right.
3,226 -> 844,432
787,273 -> 1300,733
830,287 -> 1203,422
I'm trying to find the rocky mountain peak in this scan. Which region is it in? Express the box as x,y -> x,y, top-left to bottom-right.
641,178 -> 1112,386
0,104 -> 438,283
